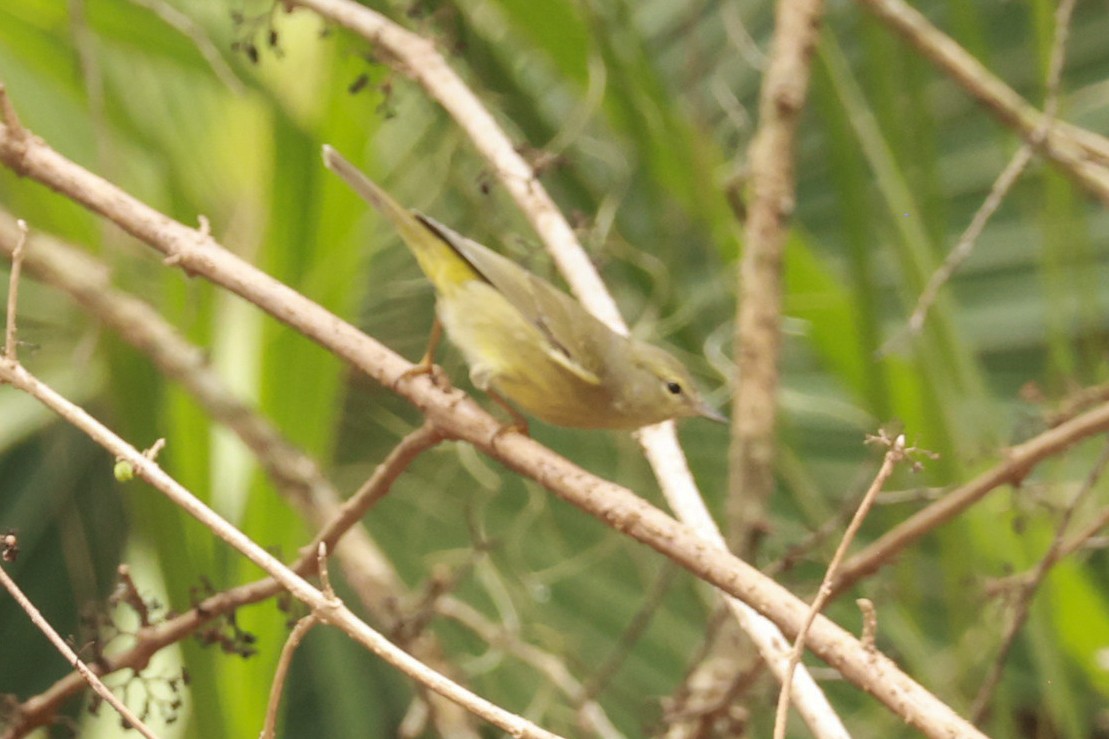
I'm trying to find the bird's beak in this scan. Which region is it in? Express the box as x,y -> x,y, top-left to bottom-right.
696,401 -> 728,424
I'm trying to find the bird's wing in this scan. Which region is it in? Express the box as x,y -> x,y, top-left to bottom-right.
416,214 -> 604,387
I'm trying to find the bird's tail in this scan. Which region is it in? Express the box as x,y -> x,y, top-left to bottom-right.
322,145 -> 477,291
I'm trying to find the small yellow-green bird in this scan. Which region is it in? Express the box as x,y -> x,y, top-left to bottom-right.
323,145 -> 725,430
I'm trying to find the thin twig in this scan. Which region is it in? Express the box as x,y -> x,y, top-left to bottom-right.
857,599 -> 877,652
889,0 -> 1077,347
763,477 -> 876,579
4,218 -> 27,361
437,598 -> 624,739
970,436 -> 1109,720
638,425 -> 847,739
0,561 -> 160,739
0,359 -> 562,739
889,145 -> 1036,348
0,418 -> 456,738
261,545 -> 337,739
581,565 -> 677,703
127,0 -> 246,94
261,614 -> 320,739
114,565 -> 152,628
1050,505 -> 1109,563
306,422 -> 443,559
1045,381 -> 1109,428
854,0 -> 1109,205
986,501 -> 1109,597
834,400 -> 1109,596
0,84 -> 26,138
773,433 -> 908,739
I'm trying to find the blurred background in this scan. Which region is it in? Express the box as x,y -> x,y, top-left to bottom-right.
1,0 -> 1108,736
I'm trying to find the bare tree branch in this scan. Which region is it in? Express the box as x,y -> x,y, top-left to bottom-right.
970,437 -> 1109,720
834,401 -> 1109,595
0,355 -> 563,739
0,215 -> 477,736
774,433 -> 910,738
0,419 -> 443,739
280,5 -> 831,722
855,0 -> 1109,205
0,102 -> 985,737
2,217 -> 25,360
887,0 -> 1078,348
0,547 -> 160,739
729,0 -> 825,557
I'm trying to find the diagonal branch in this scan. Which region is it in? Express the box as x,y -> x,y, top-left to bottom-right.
284,10 -> 791,712
0,106 -> 983,738
774,433 -> 909,739
888,0 -> 1078,348
287,0 -> 622,327
970,437 -> 1109,720
0,561 -> 159,739
834,401 -> 1109,595
38,0 -> 838,722
0,423 -> 444,739
855,0 -> 1109,205
0,214 -> 477,736
0,357 -> 562,739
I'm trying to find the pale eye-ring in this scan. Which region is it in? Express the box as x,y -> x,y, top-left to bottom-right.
665,381 -> 683,395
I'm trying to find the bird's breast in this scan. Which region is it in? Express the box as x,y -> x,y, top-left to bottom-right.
436,282 -> 628,427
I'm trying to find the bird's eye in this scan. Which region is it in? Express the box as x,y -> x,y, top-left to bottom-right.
665,381 -> 683,395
